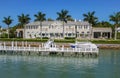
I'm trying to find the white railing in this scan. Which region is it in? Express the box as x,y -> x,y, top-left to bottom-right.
0,42 -> 99,53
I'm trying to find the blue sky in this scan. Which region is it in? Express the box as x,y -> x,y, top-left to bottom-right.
0,0 -> 120,27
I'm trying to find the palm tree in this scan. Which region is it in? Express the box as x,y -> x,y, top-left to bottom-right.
0,26 -> 2,38
56,9 -> 71,38
18,14 -> 31,38
34,12 -> 46,39
110,12 -> 120,40
83,11 -> 98,26
3,16 -> 13,38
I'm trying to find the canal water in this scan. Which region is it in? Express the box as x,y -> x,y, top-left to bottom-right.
0,49 -> 120,78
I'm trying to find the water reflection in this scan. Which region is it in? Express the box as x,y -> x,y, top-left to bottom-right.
0,55 -> 98,69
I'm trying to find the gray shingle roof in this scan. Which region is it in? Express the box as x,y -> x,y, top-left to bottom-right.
26,21 -> 90,26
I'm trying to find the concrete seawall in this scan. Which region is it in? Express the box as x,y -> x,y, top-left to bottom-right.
96,44 -> 120,49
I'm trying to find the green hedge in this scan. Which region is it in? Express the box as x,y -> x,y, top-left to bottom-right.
0,38 -> 48,42
64,37 -> 75,39
54,39 -> 75,43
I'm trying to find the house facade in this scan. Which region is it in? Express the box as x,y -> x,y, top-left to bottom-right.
16,21 -> 112,39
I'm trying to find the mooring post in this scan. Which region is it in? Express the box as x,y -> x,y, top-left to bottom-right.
73,48 -> 74,52
45,47 -> 46,51
39,45 -> 40,51
79,48 -> 80,52
22,41 -> 24,48
26,41 -> 27,48
67,48 -> 68,52
12,41 -> 13,50
63,45 -> 64,51
4,42 -> 5,50
29,44 -> 30,51
24,46 -> 25,51
42,43 -> 43,48
0,43 -> 1,50
15,41 -> 17,50
19,46 -> 20,51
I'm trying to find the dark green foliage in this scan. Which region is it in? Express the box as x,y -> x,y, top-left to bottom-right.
83,11 -> 98,26
56,9 -> 71,22
0,38 -> 120,44
47,18 -> 54,21
54,39 -> 75,43
42,37 -> 49,39
95,21 -> 113,27
64,37 -> 75,39
0,33 -> 8,38
2,16 -> 13,38
18,14 -> 31,25
117,33 -> 120,39
109,12 -> 120,40
34,12 -> 46,22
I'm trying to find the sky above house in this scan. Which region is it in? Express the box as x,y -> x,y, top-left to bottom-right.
0,0 -> 120,28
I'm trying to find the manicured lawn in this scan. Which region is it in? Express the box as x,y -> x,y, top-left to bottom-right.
0,38 -> 120,44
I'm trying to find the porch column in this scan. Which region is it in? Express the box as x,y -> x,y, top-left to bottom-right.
17,31 -> 19,37
101,32 -> 103,38
110,32 -> 112,39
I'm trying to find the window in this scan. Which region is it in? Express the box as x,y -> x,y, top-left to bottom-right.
82,32 -> 84,34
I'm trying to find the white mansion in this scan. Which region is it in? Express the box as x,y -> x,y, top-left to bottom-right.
16,21 -> 112,39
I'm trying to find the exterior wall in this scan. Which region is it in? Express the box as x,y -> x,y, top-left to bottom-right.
92,27 -> 112,39
24,21 -> 91,39
117,27 -> 120,32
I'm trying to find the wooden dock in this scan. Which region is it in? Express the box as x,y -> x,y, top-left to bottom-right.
0,41 -> 99,57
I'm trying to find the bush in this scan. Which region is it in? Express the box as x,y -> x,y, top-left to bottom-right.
64,37 -> 75,39
54,39 -> 75,43
117,33 -> 120,39
0,33 -> 8,38
42,37 -> 49,39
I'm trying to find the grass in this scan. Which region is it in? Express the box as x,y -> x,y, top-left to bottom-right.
0,38 -> 120,44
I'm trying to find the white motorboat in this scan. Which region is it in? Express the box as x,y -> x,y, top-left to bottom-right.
70,41 -> 98,49
44,39 -> 58,51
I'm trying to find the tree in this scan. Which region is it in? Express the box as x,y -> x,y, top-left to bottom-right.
56,9 -> 71,38
67,17 -> 74,21
110,12 -> 120,40
47,18 -> 54,21
18,14 -> 31,38
3,16 -> 13,38
83,11 -> 98,26
0,25 -> 2,38
34,12 -> 46,39
95,21 -> 112,27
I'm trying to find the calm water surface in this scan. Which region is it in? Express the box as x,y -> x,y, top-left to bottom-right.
0,49 -> 120,78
